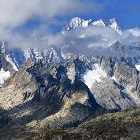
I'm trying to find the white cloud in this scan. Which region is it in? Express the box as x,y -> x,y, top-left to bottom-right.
4,23 -> 140,56
120,28 -> 140,44
127,28 -> 140,37
62,26 -> 120,54
0,0 -> 104,51
0,0 -> 102,28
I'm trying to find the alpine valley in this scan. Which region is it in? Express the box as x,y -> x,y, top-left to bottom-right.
0,17 -> 140,140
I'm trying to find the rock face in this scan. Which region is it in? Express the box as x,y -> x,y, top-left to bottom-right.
61,17 -> 121,34
0,55 -> 140,139
81,55 -> 140,109
98,57 -> 140,106
114,62 -> 140,104
22,55 -> 140,111
0,41 -> 16,74
0,57 -> 107,139
91,78 -> 136,110
0,59 -> 38,110
1,52 -> 140,111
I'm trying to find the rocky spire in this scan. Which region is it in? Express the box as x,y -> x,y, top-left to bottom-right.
108,18 -> 122,35
1,41 -> 6,56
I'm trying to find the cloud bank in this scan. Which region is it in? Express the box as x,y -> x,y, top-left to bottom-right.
0,0 -> 103,50
4,24 -> 140,57
0,0 -> 140,56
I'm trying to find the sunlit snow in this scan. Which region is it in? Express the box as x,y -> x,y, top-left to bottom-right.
111,76 -> 117,81
108,18 -> 122,35
0,69 -> 10,86
5,55 -> 18,71
81,63 -> 107,88
135,65 -> 140,71
135,59 -> 140,71
92,19 -> 105,26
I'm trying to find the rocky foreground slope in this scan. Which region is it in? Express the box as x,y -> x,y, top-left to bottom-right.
25,106 -> 140,140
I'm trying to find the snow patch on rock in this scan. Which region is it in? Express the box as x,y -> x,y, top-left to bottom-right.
81,63 -> 107,88
0,69 -> 10,86
5,55 -> 18,71
108,18 -> 122,35
135,59 -> 140,71
111,76 -> 117,81
92,19 -> 105,26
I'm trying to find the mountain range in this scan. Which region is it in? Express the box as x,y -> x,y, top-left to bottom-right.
0,17 -> 140,139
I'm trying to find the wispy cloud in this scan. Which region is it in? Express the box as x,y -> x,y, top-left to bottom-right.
4,23 -> 140,56
0,0 -> 104,50
0,0 -> 102,28
46,26 -> 140,55
62,26 -> 120,54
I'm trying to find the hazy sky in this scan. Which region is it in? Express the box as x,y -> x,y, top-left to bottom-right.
0,0 -> 140,52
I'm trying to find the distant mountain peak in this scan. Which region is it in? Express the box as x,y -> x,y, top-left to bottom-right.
61,17 -> 93,33
61,17 -> 122,35
108,18 -> 122,35
108,18 -> 116,23
92,19 -> 105,26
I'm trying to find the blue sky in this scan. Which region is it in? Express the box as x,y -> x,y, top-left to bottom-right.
92,0 -> 140,29
33,1 -> 139,31
50,1 -> 139,30
11,0 -> 140,34
0,0 -> 140,50
69,0 -> 140,30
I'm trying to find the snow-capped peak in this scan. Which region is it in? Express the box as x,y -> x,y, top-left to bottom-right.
62,17 -> 92,32
61,17 -> 122,35
70,17 -> 85,29
108,18 -> 122,35
63,17 -> 106,31
92,19 -> 105,26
